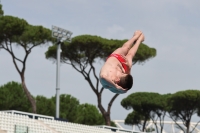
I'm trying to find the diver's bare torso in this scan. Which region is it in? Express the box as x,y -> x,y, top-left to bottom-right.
99,56 -> 130,93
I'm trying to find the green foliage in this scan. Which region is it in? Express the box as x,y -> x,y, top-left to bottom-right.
45,34 -> 156,65
0,15 -> 52,45
0,81 -> 106,125
46,35 -> 107,64
0,16 -> 28,42
14,25 -> 52,47
146,127 -> 155,132
0,4 -> 4,16
110,121 -> 117,127
51,94 -> 80,121
134,43 -> 156,64
0,81 -> 31,111
62,35 -> 105,64
121,92 -> 161,111
167,90 -> 200,133
121,91 -> 200,133
121,92 -> 168,132
167,90 -> 200,125
125,111 -> 146,125
36,95 -> 55,116
74,103 -> 104,125
168,90 -> 200,113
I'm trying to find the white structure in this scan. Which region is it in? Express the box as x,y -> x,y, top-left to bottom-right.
1,110 -> 199,133
0,110 -> 143,133
113,120 -> 200,133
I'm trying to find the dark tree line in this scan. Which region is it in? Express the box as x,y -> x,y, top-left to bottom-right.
1,81 -> 199,133
121,91 -> 200,133
0,81 -> 105,126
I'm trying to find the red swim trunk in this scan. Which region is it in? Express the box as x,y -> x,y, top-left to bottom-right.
107,54 -> 129,73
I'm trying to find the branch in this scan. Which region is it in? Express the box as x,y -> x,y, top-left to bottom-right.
73,61 -> 97,92
4,42 -> 23,63
159,111 -> 166,131
107,94 -> 119,113
12,55 -> 22,75
179,112 -> 190,127
65,58 -> 88,79
87,66 -> 92,76
5,41 -> 9,50
71,62 -> 85,75
69,59 -> 83,73
90,62 -> 100,90
70,61 -> 98,94
100,87 -> 104,94
137,125 -> 143,132
132,60 -> 138,65
13,55 -> 23,64
78,61 -> 88,77
82,63 -> 90,77
88,78 -> 98,94
86,66 -> 97,92
18,41 -> 25,48
27,44 -> 37,53
21,44 -> 34,74
190,120 -> 200,133
63,60 -> 71,65
2,42 -> 22,74
90,63 -> 99,90
9,40 -> 13,52
150,115 -> 159,133
136,124 -> 142,132
83,59 -> 89,69
170,114 -> 185,132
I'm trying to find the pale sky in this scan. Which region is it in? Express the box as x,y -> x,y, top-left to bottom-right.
1,0 -> 200,123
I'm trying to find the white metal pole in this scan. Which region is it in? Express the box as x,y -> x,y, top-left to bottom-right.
56,40 -> 61,118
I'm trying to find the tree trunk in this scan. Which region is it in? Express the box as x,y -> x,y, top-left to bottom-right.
104,113 -> 111,126
98,105 -> 111,125
97,94 -> 111,126
21,76 -> 37,113
143,120 -> 147,132
186,121 -> 190,133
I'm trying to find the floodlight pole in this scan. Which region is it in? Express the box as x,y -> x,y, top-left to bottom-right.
52,25 -> 73,119
56,39 -> 61,118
